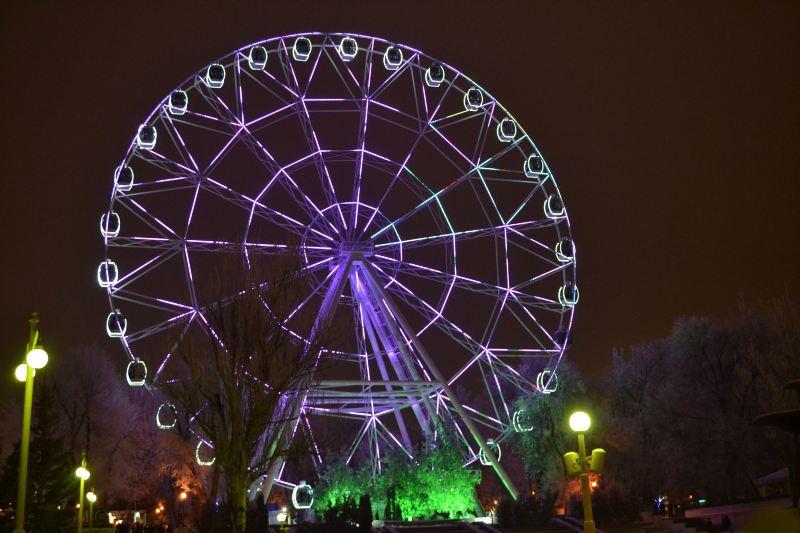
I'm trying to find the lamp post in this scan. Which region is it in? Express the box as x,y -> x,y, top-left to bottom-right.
563,411 -> 606,533
86,491 -> 96,529
13,313 -> 48,533
75,453 -> 90,533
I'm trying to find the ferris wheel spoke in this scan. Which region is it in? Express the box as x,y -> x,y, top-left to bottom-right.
106,236 -> 317,254
112,288 -> 193,314
368,51 -> 418,101
317,39 -> 361,100
124,309 -> 195,344
350,39 -> 375,229
110,249 -> 181,290
291,106 -> 347,231
199,176 -> 327,243
507,292 -> 560,346
369,145 -> 531,243
274,39 -> 348,230
237,54 -> 297,105
374,253 -> 505,299
472,101 -> 497,163
373,264 -> 486,358
232,123 -> 333,228
233,53 -> 245,122
478,357 -> 512,422
513,262 -> 571,291
115,196 -> 180,238
152,312 -> 197,384
358,66 -> 461,237
280,263 -> 344,327
450,399 -> 505,434
374,219 -> 554,252
162,112 -> 201,172
133,145 -> 196,176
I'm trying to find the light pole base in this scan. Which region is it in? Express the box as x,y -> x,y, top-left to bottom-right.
583,519 -> 596,533
13,528 -> 26,533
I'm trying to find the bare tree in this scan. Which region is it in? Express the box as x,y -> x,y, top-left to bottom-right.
162,251 -> 337,533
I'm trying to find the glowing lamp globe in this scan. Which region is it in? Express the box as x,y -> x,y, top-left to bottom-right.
86,491 -> 97,503
569,411 -> 591,433
75,466 -> 91,480
26,347 -> 48,369
15,363 -> 32,382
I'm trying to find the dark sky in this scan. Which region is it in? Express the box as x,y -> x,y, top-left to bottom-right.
1,1 -> 798,400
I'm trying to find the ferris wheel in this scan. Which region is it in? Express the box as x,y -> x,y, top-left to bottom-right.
98,32 -> 578,500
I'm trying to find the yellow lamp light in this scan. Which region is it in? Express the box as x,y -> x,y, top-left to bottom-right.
86,491 -> 97,503
26,347 -> 49,369
15,363 -> 32,382
75,466 -> 91,481
569,411 -> 591,433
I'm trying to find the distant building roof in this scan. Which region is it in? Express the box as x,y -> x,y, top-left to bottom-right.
754,467 -> 790,486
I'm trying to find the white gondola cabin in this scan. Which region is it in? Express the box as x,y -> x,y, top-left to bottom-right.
425,63 -> 445,87
100,211 -> 121,238
156,403 -> 178,429
168,90 -> 188,116
463,87 -> 483,111
114,165 -> 134,192
292,37 -> 312,62
544,193 -> 566,219
338,37 -> 358,61
97,260 -> 118,288
383,46 -> 403,70
524,153 -> 544,178
247,46 -> 268,70
555,237 -> 574,263
292,481 -> 314,509
558,282 -> 579,307
126,358 -> 147,386
136,125 -> 157,150
479,439 -> 501,465
204,64 -> 226,89
196,440 -> 216,466
496,118 -> 517,142
106,310 -> 127,338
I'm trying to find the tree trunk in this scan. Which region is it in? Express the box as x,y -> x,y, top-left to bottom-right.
227,472 -> 248,533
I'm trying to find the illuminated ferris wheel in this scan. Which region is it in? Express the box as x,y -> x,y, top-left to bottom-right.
98,32 -> 577,500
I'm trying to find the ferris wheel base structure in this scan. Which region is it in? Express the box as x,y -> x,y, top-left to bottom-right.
258,254 -> 519,501
98,32 -> 578,506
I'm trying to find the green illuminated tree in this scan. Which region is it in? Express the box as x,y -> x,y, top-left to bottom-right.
316,436 -> 480,521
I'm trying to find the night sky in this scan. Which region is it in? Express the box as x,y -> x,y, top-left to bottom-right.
1,1 -> 798,400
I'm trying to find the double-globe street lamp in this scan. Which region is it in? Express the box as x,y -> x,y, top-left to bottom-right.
13,313 -> 49,533
75,455 -> 91,533
85,490 -> 97,529
563,411 -> 606,533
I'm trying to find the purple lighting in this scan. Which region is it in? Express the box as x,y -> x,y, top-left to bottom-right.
100,32 -> 577,501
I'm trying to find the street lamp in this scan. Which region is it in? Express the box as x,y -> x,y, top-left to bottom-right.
85,491 -> 97,529
563,411 -> 606,533
13,313 -> 48,533
75,454 -> 90,533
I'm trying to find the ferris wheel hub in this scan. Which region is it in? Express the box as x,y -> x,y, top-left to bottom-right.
339,241 -> 375,259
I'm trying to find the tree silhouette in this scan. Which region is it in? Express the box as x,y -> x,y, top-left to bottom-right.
162,251 -> 338,533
